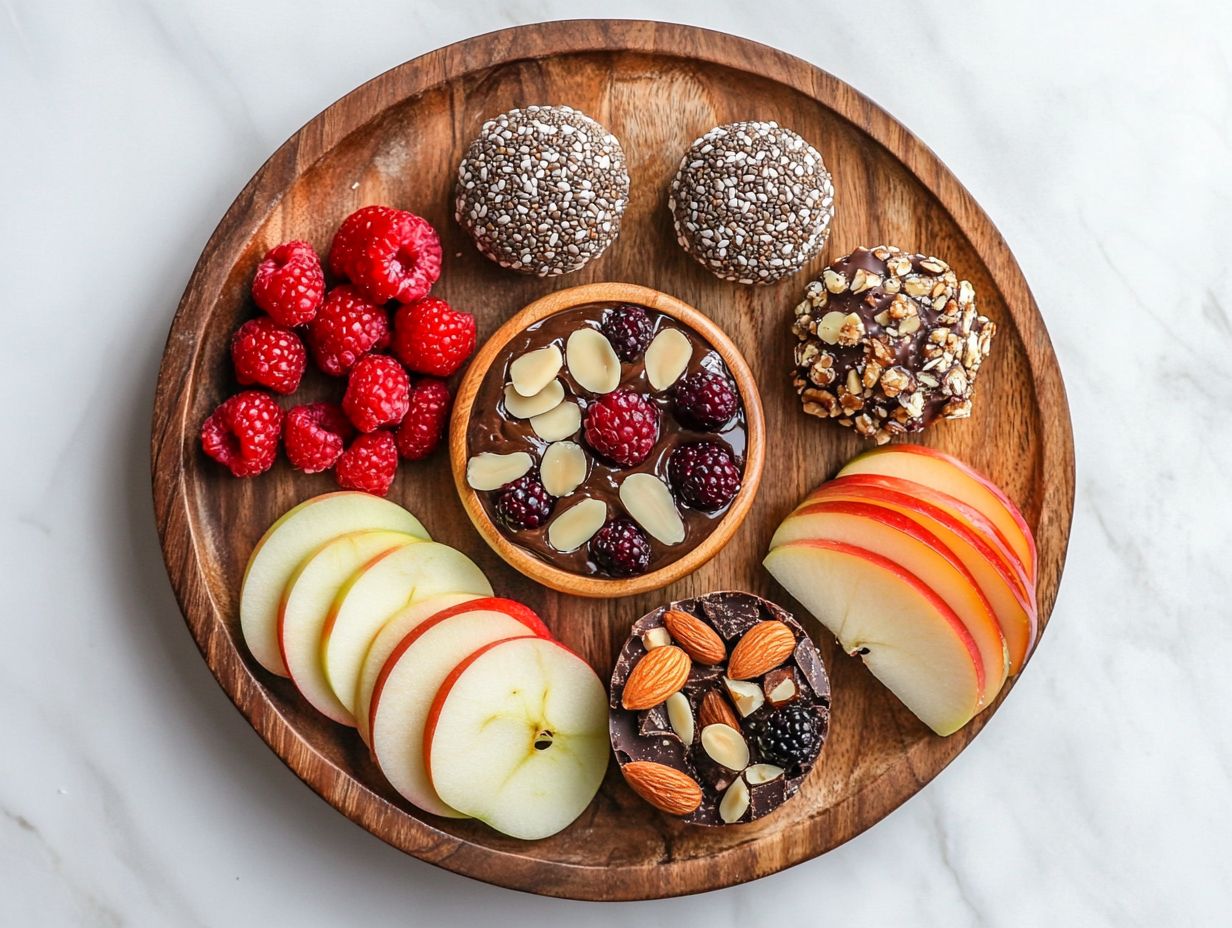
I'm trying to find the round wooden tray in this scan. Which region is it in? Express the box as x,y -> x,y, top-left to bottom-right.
151,20 -> 1074,900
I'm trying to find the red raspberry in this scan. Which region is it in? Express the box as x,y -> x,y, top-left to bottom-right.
589,519 -> 652,576
230,317 -> 306,395
392,297 -> 476,377
394,379 -> 451,460
200,390 -> 283,477
583,389 -> 659,467
251,240 -> 325,326
328,206 -> 442,305
283,403 -> 353,473
335,431 -> 399,495
306,285 -> 390,376
673,370 -> 739,430
495,474 -> 555,530
342,355 -> 410,432
668,441 -> 742,510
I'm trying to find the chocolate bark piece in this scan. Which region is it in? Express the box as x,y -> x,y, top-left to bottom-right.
610,591 -> 830,826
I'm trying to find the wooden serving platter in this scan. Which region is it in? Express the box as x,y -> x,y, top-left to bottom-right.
151,20 -> 1074,900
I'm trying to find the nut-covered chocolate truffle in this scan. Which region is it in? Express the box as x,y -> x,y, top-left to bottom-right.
454,105 -> 629,276
610,591 -> 830,826
791,245 -> 996,443
668,121 -> 835,285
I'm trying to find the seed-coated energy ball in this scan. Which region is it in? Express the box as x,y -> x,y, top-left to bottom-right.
454,105 -> 629,277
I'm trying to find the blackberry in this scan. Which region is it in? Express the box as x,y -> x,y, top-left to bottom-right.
600,305 -> 654,361
590,519 -> 652,576
668,442 -> 741,510
495,474 -> 555,530
673,370 -> 739,430
752,704 -> 822,771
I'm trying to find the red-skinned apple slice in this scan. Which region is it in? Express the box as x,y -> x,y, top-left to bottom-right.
278,530 -> 418,725
240,492 -> 429,676
369,607 -> 549,817
769,500 -> 1008,702
764,539 -> 984,736
321,542 -> 491,715
424,637 -> 609,840
839,446 -> 1037,582
793,476 -> 1038,671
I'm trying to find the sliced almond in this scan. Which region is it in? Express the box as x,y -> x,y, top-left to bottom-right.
529,400 -> 581,441
465,451 -> 533,491
546,498 -> 606,552
622,645 -> 691,711
644,328 -> 692,391
619,473 -> 685,545
723,677 -> 765,717
622,761 -> 703,816
641,626 -> 672,650
665,692 -> 695,745
719,778 -> 750,823
509,345 -> 563,397
503,380 -> 564,419
565,328 -> 621,394
540,441 -> 587,497
701,723 -> 749,771
744,764 -> 785,786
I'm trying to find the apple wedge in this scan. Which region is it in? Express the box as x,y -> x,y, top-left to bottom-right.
240,492 -> 429,676
425,637 -> 609,840
369,608 -> 549,817
278,530 -> 419,725
764,539 -> 984,736
321,542 -> 492,715
839,446 -> 1037,582
769,500 -> 1008,703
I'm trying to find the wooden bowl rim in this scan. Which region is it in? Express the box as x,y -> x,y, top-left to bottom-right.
448,281 -> 766,598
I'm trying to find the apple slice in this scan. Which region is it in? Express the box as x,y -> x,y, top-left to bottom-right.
768,500 -> 1007,702
764,539 -> 984,736
369,608 -> 549,817
354,595 -> 547,746
321,542 -> 491,715
796,475 -> 1037,671
240,492 -> 429,676
839,446 -> 1037,582
425,637 -> 609,840
278,530 -> 419,725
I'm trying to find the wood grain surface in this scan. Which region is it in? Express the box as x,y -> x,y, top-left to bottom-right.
151,20 -> 1074,900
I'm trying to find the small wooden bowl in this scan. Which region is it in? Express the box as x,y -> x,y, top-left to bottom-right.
449,281 -> 765,598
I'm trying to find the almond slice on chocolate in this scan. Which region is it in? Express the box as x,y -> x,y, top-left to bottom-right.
745,763 -> 785,785
529,400 -> 581,441
546,498 -> 606,552
503,380 -> 565,419
641,626 -> 672,650
644,327 -> 692,390
540,441 -> 587,497
509,345 -> 563,397
465,451 -> 533,491
718,777 -> 750,824
665,692 -> 695,745
566,328 -> 621,394
700,723 -> 749,771
619,473 -> 685,545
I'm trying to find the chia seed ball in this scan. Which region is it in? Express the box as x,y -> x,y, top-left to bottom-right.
454,105 -> 630,277
668,121 -> 835,285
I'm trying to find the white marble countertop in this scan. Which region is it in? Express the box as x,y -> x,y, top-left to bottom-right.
3,1 -> 1230,924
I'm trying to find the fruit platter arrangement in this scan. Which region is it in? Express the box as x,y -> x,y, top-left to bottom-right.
152,22 -> 1073,899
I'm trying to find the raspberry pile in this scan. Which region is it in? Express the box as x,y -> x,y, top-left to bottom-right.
200,206 -> 475,494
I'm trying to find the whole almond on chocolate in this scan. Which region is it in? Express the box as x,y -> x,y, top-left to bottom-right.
728,620 -> 796,680
621,761 -> 703,815
698,688 -> 741,731
663,609 -> 726,665
621,645 -> 691,710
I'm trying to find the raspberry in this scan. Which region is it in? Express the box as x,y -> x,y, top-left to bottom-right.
494,474 -> 555,530
600,304 -> 654,361
583,389 -> 659,467
328,206 -> 442,305
342,354 -> 410,432
251,240 -> 325,326
230,317 -> 306,395
673,370 -> 739,430
394,379 -> 451,460
283,403 -> 353,473
306,285 -> 390,376
335,431 -> 398,495
200,390 -> 283,477
589,519 -> 652,576
392,297 -> 477,377
668,442 -> 741,511
751,704 -> 823,773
